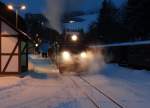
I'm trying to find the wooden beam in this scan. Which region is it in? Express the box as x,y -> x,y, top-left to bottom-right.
26,42 -> 28,71
18,38 -> 22,73
0,20 -> 1,72
0,72 -> 20,76
1,53 -> 18,55
1,35 -> 19,37
2,40 -> 19,73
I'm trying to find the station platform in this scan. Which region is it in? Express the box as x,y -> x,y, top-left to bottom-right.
28,54 -> 60,76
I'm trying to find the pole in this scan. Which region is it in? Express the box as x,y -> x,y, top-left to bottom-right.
16,9 -> 18,28
55,41 -> 61,73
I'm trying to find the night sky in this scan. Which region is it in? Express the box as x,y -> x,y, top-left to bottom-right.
1,0 -> 45,14
1,0 -> 126,32
1,0 -> 126,14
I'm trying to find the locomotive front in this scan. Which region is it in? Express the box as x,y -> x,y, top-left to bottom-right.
55,31 -> 93,73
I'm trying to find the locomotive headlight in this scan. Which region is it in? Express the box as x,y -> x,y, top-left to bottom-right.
80,52 -> 87,58
71,34 -> 78,42
62,51 -> 71,61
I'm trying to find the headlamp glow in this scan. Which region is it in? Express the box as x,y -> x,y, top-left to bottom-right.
62,51 -> 71,61
71,34 -> 78,42
80,52 -> 87,58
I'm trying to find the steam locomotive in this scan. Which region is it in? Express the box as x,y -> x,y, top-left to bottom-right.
49,30 -> 93,73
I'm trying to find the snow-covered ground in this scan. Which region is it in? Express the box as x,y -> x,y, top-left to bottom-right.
28,54 -> 59,76
0,55 -> 150,108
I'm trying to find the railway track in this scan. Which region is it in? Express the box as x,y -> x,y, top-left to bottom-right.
70,76 -> 124,108
70,76 -> 100,108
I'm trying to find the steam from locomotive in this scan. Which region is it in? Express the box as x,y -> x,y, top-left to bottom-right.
50,29 -> 105,74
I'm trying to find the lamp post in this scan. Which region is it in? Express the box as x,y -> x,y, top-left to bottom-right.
7,4 -> 26,28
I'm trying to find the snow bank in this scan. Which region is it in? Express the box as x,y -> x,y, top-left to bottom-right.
100,64 -> 150,83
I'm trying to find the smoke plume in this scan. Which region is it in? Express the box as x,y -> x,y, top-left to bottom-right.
45,0 -> 65,33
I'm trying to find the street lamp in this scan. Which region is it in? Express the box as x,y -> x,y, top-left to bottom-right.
20,5 -> 26,10
7,4 -> 26,28
7,4 -> 14,10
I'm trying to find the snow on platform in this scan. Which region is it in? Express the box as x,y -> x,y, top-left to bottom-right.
28,54 -> 59,76
0,77 -> 21,91
0,56 -> 150,108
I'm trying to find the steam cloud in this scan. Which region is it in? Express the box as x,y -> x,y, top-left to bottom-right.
44,0 -> 106,75
86,48 -> 106,74
45,0 -> 65,33
44,0 -> 99,33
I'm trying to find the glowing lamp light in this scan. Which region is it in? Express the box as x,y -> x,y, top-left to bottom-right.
80,52 -> 87,58
62,51 -> 71,61
71,34 -> 78,42
7,4 -> 14,10
69,20 -> 75,23
35,43 -> 39,47
20,5 -> 26,10
7,4 -> 26,10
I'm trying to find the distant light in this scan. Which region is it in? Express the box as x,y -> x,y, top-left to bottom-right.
41,22 -> 44,25
20,5 -> 26,10
35,43 -> 39,47
36,34 -> 39,37
7,4 -> 14,10
69,20 -> 75,23
71,34 -> 78,42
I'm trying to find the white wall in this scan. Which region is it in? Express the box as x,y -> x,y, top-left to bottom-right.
1,37 -> 18,53
1,22 -> 18,35
1,21 -> 19,72
1,56 -> 18,72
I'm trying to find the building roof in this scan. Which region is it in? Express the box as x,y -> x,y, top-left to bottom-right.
0,15 -> 32,41
0,1 -> 26,31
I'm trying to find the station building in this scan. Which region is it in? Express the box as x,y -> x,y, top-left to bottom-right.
0,16 -> 31,75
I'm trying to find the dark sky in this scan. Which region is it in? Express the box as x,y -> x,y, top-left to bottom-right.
1,0 -> 46,14
1,0 -> 126,32
2,0 -> 126,14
